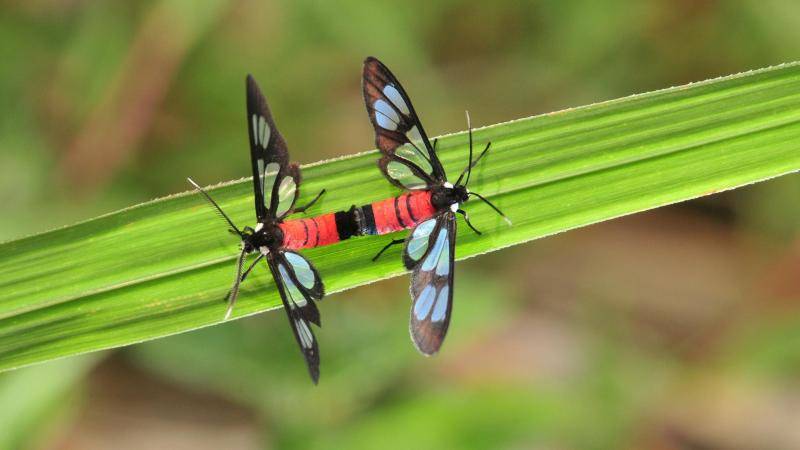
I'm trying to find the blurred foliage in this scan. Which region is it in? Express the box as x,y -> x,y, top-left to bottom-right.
1,0 -> 800,449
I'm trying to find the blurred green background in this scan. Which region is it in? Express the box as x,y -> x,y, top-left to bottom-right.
2,0 -> 800,449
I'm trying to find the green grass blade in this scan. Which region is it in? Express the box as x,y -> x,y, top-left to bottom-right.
1,63 -> 799,371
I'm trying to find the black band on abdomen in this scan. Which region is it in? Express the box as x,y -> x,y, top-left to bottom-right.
334,203 -> 379,242
359,203 -> 377,235
335,207 -> 358,241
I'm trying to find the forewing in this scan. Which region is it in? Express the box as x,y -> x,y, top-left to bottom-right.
268,252 -> 324,383
405,213 -> 456,355
246,75 -> 300,221
362,57 -> 445,184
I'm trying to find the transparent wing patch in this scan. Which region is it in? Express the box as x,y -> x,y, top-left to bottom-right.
268,164 -> 301,220
283,251 -> 323,299
261,161 -> 279,211
379,156 -> 431,191
403,218 -> 437,267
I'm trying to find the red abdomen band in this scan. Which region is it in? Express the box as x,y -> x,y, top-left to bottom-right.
280,213 -> 340,250
372,190 -> 435,235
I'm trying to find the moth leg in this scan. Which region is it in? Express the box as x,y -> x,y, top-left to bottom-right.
457,209 -> 482,236
224,253 -> 264,320
239,253 -> 264,284
294,189 -> 326,214
372,238 -> 406,262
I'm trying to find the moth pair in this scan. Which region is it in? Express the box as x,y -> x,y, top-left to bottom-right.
190,57 -> 508,383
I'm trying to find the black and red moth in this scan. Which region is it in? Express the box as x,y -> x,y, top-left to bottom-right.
359,57 -> 510,355
188,75 -> 330,383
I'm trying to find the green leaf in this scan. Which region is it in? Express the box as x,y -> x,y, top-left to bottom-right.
1,62 -> 799,372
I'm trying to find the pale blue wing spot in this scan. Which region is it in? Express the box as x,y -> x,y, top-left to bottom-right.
257,117 -> 264,145
296,319 -> 313,348
285,252 -> 316,289
257,159 -> 265,199
374,99 -> 400,131
407,219 -> 436,261
251,115 -> 259,144
386,160 -> 427,189
279,264 -> 307,307
412,219 -> 437,238
263,162 -> 280,206
421,229 -> 448,271
275,176 -> 297,216
414,284 -> 436,320
435,238 -> 450,276
383,84 -> 410,115
430,285 -> 449,322
259,117 -> 270,148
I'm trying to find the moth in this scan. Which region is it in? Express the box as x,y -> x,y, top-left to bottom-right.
189,76 -> 328,383
358,57 -> 510,355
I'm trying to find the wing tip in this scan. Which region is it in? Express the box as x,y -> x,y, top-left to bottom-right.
409,323 -> 445,356
411,335 -> 443,356
363,56 -> 389,75
245,73 -> 257,91
246,74 -> 264,102
309,365 -> 320,384
305,347 -> 321,384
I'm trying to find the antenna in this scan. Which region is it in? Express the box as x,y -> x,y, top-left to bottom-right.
455,111 -> 474,186
469,191 -> 512,226
187,177 -> 242,236
456,142 -> 493,188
